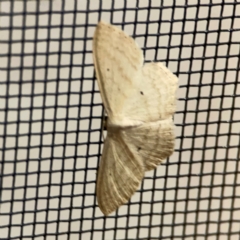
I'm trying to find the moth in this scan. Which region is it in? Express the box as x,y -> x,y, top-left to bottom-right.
92,21 -> 178,215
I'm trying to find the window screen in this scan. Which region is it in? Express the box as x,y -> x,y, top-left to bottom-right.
0,0 -> 240,239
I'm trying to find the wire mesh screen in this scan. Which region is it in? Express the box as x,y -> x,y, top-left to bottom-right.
0,0 -> 240,239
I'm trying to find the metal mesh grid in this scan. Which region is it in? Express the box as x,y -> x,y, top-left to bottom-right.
0,0 -> 240,239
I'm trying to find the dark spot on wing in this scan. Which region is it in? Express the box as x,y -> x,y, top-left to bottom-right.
140,91 -> 144,95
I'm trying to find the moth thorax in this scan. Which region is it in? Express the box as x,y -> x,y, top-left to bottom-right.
108,117 -> 143,130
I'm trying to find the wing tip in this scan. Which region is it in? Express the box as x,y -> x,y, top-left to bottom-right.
96,20 -> 116,32
97,193 -> 133,216
97,170 -> 144,216
96,20 -> 107,29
